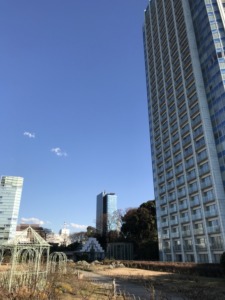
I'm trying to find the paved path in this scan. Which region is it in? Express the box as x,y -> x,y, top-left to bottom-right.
80,270 -> 184,299
80,270 -> 151,299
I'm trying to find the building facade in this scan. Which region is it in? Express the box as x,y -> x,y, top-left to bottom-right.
143,0 -> 225,263
0,176 -> 24,244
96,191 -> 117,235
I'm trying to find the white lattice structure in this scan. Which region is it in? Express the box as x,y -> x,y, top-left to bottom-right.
0,226 -> 50,291
49,251 -> 67,274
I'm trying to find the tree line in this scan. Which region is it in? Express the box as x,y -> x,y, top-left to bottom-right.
70,200 -> 158,260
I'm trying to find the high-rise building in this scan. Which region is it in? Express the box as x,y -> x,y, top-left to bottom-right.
143,0 -> 225,263
0,176 -> 24,244
96,191 -> 117,235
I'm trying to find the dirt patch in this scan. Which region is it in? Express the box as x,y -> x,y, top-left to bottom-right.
96,266 -> 172,278
91,265 -> 225,299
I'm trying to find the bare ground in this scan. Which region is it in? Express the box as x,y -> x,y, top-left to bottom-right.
1,263 -> 225,299
95,266 -> 173,277
89,265 -> 225,300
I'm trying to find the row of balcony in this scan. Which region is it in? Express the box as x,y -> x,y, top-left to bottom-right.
158,156 -> 209,178
159,177 -> 213,198
162,225 -> 221,240
159,188 -> 215,209
156,138 -> 206,166
160,209 -> 218,221
152,90 -> 201,127
164,243 -> 223,253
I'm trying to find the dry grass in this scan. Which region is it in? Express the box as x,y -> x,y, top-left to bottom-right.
0,263 -> 129,299
0,263 -> 225,299
93,265 -> 225,300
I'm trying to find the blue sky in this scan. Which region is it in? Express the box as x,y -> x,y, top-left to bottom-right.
0,0 -> 153,233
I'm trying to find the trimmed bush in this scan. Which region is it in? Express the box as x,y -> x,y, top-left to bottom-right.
121,260 -> 224,277
220,252 -> 225,270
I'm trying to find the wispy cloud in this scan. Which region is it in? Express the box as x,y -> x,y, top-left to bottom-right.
51,147 -> 67,157
70,223 -> 87,231
24,131 -> 35,138
21,217 -> 44,225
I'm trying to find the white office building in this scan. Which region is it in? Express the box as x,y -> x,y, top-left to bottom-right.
143,0 -> 225,263
0,176 -> 24,244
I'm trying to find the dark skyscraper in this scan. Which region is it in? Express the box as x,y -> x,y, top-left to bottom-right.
96,191 -> 117,235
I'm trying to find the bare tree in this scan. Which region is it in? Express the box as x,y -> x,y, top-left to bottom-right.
96,209 -> 123,237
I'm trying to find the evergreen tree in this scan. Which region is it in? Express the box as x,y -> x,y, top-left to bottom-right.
121,200 -> 158,260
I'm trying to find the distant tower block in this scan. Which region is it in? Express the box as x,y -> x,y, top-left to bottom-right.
0,176 -> 24,244
96,191 -> 117,235
59,222 -> 70,246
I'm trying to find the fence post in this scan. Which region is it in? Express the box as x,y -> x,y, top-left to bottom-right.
112,278 -> 116,297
